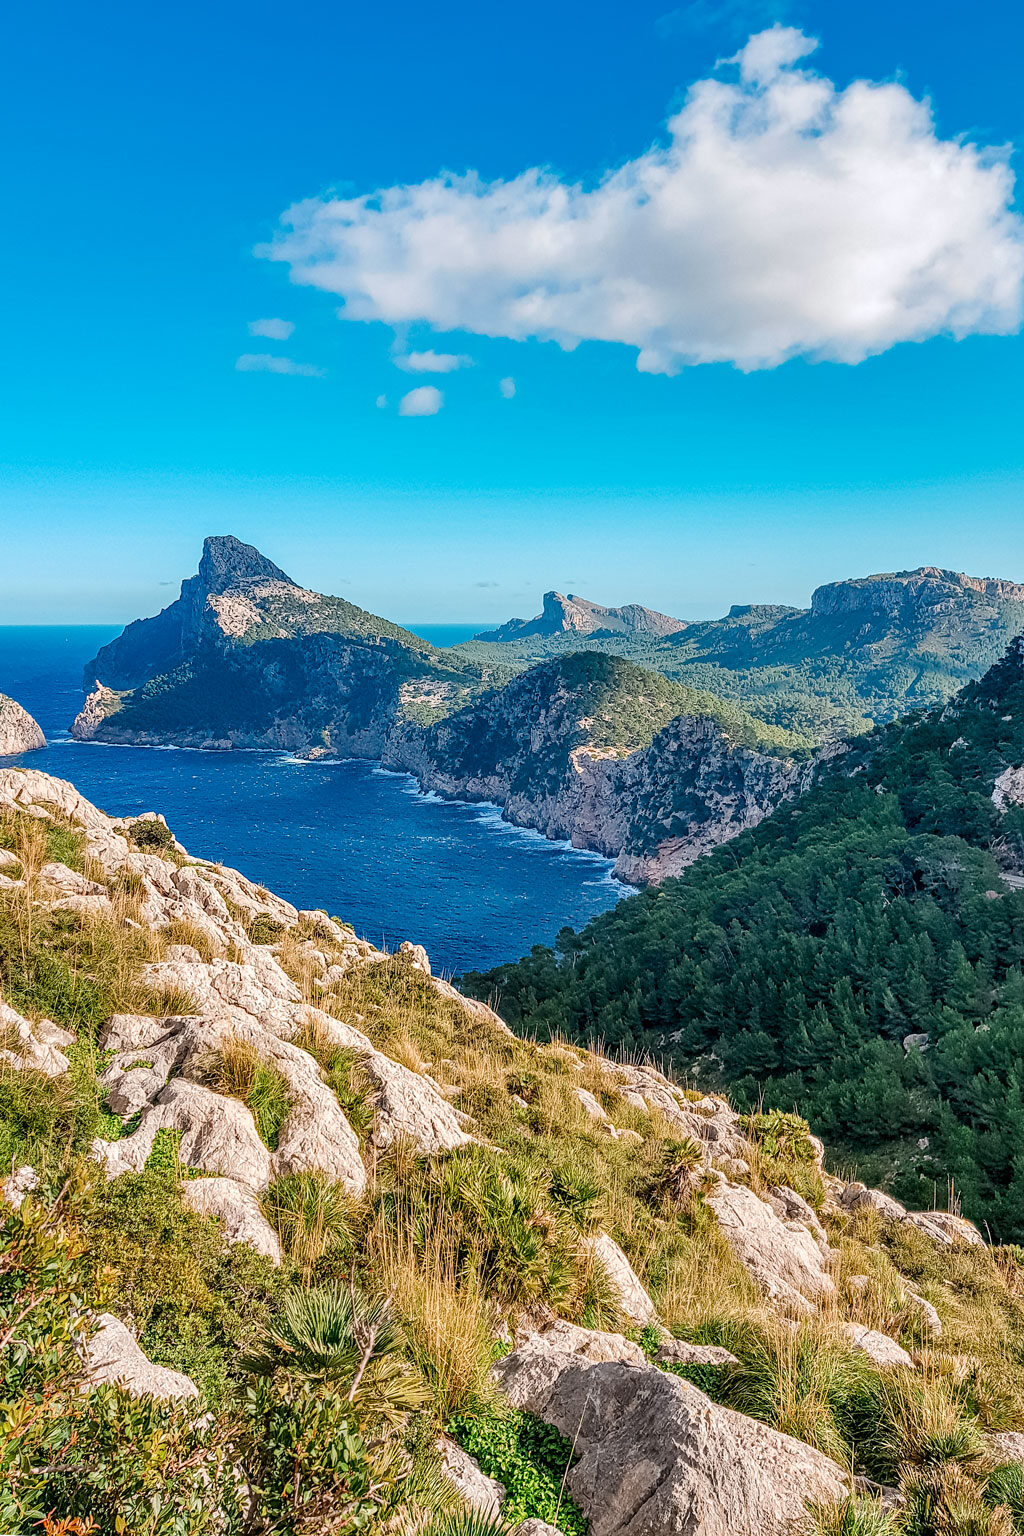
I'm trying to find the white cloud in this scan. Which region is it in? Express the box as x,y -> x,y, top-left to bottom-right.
235,353 -> 324,377
248,317 -> 295,340
398,385 -> 444,416
264,28 -> 1024,373
376,393 -> 389,408
395,349 -> 473,372
499,376 -> 516,398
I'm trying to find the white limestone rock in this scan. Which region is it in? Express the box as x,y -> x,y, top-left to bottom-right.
841,1324 -> 915,1370
574,1087 -> 609,1122
1,1164 -> 39,1209
0,695 -> 45,755
839,1184 -> 985,1248
0,1001 -> 75,1077
494,1345 -> 851,1536
989,1431 -> 1024,1464
82,1314 -> 199,1401
93,1078 -> 275,1188
582,1231 -> 657,1325
906,1291 -> 943,1341
439,1436 -> 505,1515
493,1320 -> 646,1408
180,1175 -> 283,1264
706,1175 -> 836,1316
655,1338 -> 740,1368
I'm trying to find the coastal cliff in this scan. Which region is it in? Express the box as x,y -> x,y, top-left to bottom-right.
0,693 -> 45,755
385,652 -> 811,883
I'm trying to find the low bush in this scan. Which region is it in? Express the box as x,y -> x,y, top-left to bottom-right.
448,1409 -> 586,1536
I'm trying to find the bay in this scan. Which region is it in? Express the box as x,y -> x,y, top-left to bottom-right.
0,626 -> 627,976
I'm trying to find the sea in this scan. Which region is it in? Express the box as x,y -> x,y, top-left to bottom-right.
0,625 -> 630,976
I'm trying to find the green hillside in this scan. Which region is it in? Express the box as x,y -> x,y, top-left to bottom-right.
463,639 -> 1024,1241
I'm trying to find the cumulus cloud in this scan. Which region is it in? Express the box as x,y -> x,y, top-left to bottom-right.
235,353 -> 324,377
395,349 -> 473,372
499,376 -> 516,398
264,29 -> 1024,373
248,317 -> 295,340
398,385 -> 443,416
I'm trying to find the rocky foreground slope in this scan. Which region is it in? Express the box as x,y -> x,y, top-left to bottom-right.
4,766 -> 1024,1533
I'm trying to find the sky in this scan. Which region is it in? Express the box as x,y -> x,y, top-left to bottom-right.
3,0 -> 1024,625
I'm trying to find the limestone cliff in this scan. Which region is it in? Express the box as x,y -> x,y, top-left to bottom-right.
476,589 -> 687,642
73,535 -> 488,754
385,652 -> 811,883
0,693 -> 45,755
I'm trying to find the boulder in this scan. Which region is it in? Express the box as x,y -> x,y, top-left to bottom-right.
0,695 -> 45,755
906,1291 -> 943,1341
989,1431 -> 1024,1464
706,1176 -> 836,1316
495,1345 -> 851,1536
494,1320 -> 647,1408
574,1087 -> 609,1122
839,1184 -> 985,1248
841,1324 -> 915,1370
582,1232 -> 657,1325
1,1164 -> 39,1209
180,1176 -> 283,1264
93,1078 -> 275,1188
82,1314 -> 199,1401
439,1435 -> 505,1515
0,1001 -> 74,1077
655,1338 -> 740,1368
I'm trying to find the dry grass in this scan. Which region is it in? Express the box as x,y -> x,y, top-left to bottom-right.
202,1035 -> 291,1149
368,1213 -> 498,1419
161,918 -> 218,961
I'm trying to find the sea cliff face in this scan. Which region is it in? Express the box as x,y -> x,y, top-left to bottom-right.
385,662 -> 815,884
0,694 -> 45,755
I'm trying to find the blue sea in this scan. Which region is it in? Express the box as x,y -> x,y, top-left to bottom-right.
0,625 -> 628,976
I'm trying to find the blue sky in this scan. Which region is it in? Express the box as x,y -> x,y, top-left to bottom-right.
3,0 -> 1024,625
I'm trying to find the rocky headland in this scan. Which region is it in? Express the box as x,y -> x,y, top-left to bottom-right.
0,693 -> 45,755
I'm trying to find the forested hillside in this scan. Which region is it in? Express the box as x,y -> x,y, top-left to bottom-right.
464,639 -> 1024,1241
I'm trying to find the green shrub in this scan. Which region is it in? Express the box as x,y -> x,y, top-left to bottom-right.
249,912 -> 285,946
802,1496 -> 901,1535
125,817 -> 176,852
448,1409 -> 586,1536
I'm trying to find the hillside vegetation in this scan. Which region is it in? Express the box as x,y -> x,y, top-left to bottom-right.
464,639 -> 1024,1243
4,768 -> 1024,1533
458,569 -> 1024,741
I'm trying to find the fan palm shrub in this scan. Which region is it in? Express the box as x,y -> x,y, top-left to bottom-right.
241,1281 -> 428,1428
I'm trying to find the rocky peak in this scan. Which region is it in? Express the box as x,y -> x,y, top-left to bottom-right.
811,567 -> 1024,620
196,535 -> 295,595
476,590 -> 688,642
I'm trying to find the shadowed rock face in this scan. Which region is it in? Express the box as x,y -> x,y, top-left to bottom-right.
0,695 -> 45,755
80,536 -> 298,692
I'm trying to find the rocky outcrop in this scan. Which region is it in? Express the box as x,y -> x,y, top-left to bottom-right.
439,1437 -> 506,1515
705,1174 -> 836,1317
477,590 -> 688,642
179,1177 -> 283,1264
582,1232 -> 657,1326
494,1338 -> 852,1536
82,1314 -> 199,1401
0,694 -> 45,755
810,568 -> 1024,621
